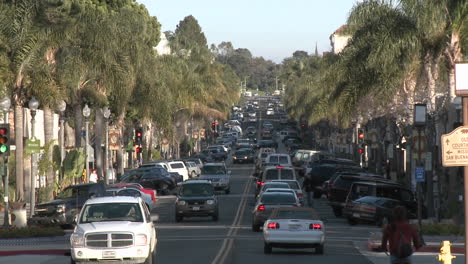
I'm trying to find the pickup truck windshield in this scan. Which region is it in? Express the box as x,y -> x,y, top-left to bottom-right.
80,203 -> 143,223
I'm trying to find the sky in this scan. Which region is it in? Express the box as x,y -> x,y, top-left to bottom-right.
136,0 -> 360,63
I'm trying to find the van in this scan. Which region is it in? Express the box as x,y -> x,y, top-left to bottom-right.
256,166 -> 297,195
292,150 -> 330,167
265,153 -> 292,167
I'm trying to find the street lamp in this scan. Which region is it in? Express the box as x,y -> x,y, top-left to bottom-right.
82,104 -> 90,183
28,96 -> 39,218
57,100 -> 66,180
413,103 -> 426,245
0,96 -> 10,227
103,107 -> 111,184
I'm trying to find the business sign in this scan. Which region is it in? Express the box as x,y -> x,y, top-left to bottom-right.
455,62 -> 468,96
109,129 -> 120,150
441,126 -> 468,166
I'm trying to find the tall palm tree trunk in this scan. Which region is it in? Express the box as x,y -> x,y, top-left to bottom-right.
14,104 -> 24,202
43,106 -> 55,200
116,111 -> 126,177
94,109 -> 104,180
74,104 -> 83,148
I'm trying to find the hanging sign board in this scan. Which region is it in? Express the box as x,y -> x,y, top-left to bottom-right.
441,126 -> 468,166
25,138 -> 41,154
455,62 -> 468,96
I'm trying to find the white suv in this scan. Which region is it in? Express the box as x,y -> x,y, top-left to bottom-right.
167,161 -> 189,181
70,196 -> 158,264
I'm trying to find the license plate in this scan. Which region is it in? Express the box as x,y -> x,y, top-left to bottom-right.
102,251 -> 116,258
289,224 -> 301,231
353,213 -> 360,218
192,207 -> 200,211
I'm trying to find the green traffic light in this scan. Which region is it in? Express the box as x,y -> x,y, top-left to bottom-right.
0,145 -> 7,153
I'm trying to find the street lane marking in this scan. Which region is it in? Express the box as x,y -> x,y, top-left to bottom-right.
211,167 -> 253,264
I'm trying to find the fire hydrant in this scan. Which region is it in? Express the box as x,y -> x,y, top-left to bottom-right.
437,241 -> 456,264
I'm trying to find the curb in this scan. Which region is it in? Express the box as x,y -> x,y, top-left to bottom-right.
0,249 -> 69,256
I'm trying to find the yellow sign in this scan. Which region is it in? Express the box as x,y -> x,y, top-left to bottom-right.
441,126 -> 468,167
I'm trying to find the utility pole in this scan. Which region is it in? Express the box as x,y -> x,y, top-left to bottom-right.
275,76 -> 279,91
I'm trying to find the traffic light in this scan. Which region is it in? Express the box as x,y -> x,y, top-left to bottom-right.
135,145 -> 142,153
358,146 -> 365,155
0,124 -> 10,156
135,128 -> 143,145
211,122 -> 216,132
358,129 -> 364,144
300,123 -> 306,131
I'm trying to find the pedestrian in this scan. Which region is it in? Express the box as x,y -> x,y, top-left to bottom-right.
89,169 -> 98,183
380,206 -> 421,264
302,176 -> 313,207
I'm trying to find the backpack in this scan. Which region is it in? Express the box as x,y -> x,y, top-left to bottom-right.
396,230 -> 413,258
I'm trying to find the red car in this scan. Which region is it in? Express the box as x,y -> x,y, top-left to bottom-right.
109,183 -> 157,204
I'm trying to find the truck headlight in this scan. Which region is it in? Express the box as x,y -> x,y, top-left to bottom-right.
135,234 -> 148,246
70,233 -> 85,247
206,200 -> 215,205
177,200 -> 186,206
57,204 -> 66,213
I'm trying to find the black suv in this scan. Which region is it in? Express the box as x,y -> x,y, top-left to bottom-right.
327,173 -> 387,217
175,180 -> 219,222
308,164 -> 362,199
29,183 -> 106,228
120,167 -> 176,194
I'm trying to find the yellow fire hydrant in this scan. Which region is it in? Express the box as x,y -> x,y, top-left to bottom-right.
437,241 -> 456,264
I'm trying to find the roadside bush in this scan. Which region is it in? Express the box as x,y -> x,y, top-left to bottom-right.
421,223 -> 464,236
0,226 -> 64,238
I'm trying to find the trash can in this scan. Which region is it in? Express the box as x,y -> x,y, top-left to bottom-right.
10,209 -> 27,227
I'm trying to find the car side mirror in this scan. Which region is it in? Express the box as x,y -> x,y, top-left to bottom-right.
150,214 -> 159,222
74,215 -> 79,224
228,171 -> 232,175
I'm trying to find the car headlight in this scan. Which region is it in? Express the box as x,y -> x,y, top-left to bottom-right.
177,200 -> 186,206
56,204 -> 66,213
206,200 -> 215,205
135,234 -> 148,246
70,233 -> 85,247
233,156 -> 237,159
244,156 -> 248,159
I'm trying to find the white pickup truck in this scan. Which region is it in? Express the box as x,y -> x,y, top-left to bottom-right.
70,196 -> 158,264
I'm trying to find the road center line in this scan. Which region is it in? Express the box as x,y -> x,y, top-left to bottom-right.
211,167 -> 253,264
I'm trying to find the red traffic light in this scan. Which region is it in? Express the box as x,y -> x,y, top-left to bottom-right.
136,146 -> 142,153
0,128 -> 7,135
136,132 -> 142,137
358,132 -> 364,139
358,148 -> 364,154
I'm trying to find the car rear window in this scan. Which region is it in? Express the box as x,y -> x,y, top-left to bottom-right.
274,210 -> 317,219
170,163 -> 185,169
265,169 -> 279,180
260,193 -> 296,204
269,156 -> 279,163
262,184 -> 289,191
276,181 -> 299,189
280,169 -> 294,179
279,156 -> 289,164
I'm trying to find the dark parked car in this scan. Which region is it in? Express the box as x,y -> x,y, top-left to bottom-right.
256,140 -> 278,149
343,196 -> 417,226
120,167 -> 176,194
29,183 -> 106,228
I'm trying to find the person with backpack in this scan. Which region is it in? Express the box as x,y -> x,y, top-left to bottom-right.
380,206 -> 421,264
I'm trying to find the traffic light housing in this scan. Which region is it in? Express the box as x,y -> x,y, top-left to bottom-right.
135,128 -> 143,145
0,124 -> 10,156
300,123 -> 306,131
358,146 -> 364,155
135,145 -> 142,153
211,122 -> 216,132
358,129 -> 364,144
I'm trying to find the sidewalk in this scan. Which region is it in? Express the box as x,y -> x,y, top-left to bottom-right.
361,231 -> 466,264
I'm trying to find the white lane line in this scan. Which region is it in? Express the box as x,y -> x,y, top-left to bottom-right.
156,225 -> 251,229
211,168 -> 253,264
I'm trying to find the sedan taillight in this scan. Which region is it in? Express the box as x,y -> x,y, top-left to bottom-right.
257,204 -> 265,211
309,223 -> 322,230
267,222 -> 280,229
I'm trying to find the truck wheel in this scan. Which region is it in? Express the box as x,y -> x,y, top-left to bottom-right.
144,250 -> 154,264
316,244 -> 324,255
175,214 -> 183,222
